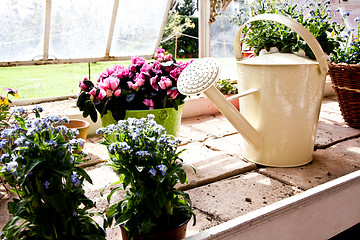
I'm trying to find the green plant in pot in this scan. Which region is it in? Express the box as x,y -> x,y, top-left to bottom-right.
215,79 -> 238,95
228,0 -> 347,59
328,17 -> 360,128
77,48 -> 193,135
0,107 -> 105,239
97,115 -> 196,240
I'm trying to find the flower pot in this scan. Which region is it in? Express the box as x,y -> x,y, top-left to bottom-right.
120,217 -> 190,240
63,119 -> 90,140
328,63 -> 360,129
101,104 -> 183,136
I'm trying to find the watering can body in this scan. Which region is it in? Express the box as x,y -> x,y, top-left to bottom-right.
237,53 -> 325,167
234,14 -> 328,167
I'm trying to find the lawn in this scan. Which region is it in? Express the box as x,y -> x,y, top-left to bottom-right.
0,60 -> 131,100
0,59 -> 193,100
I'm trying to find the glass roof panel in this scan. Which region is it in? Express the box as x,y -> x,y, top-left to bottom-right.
49,0 -> 114,59
0,0 -> 45,62
110,0 -> 168,56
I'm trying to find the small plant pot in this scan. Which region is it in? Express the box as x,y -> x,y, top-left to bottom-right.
63,119 -> 90,140
120,217 -> 190,240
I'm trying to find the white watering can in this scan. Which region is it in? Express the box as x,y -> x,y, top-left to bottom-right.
177,14 -> 328,167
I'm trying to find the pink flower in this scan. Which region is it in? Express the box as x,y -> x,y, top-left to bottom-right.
143,98 -> 154,110
164,54 -> 172,61
98,67 -> 115,82
179,60 -> 194,71
113,65 -> 129,79
170,68 -> 181,80
150,76 -> 159,91
150,61 -> 162,75
127,75 -> 145,91
89,89 -> 97,96
157,47 -> 165,55
140,62 -> 150,76
167,90 -> 179,99
96,89 -> 107,100
156,53 -> 165,62
131,56 -> 146,67
79,80 -> 88,91
114,89 -> 121,97
158,77 -> 172,90
100,76 -> 119,91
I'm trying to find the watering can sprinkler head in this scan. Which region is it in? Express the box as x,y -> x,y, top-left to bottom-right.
178,58 -> 262,150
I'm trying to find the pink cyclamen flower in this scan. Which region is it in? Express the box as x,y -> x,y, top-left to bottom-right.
167,90 -> 179,99
140,62 -> 150,76
113,65 -> 129,79
150,76 -> 159,91
96,89 -> 107,101
143,98 -> 154,110
79,80 -> 88,91
157,47 -> 165,55
131,56 -> 146,67
89,89 -> 97,96
100,76 -> 119,91
170,67 -> 181,80
127,77 -> 145,91
114,89 -> 121,97
164,54 -> 172,61
158,77 -> 172,90
150,61 -> 162,75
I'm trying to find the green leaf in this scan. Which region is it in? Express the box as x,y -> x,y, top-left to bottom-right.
74,166 -> 93,184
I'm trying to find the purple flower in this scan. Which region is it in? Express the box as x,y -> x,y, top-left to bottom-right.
43,181 -> 50,189
156,164 -> 167,176
149,168 -> 156,176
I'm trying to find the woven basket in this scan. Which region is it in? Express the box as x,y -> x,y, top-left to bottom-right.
328,63 -> 360,129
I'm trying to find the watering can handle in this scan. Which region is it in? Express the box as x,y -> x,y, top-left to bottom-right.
234,13 -> 329,76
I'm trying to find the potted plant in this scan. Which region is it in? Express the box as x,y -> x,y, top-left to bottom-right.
0,107 -> 105,239
97,114 -> 196,240
76,48 -> 193,136
329,17 -> 360,128
0,87 -> 20,198
228,0 -> 347,59
0,87 -> 20,131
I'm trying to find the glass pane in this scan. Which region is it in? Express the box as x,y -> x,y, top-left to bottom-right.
110,0 -> 168,56
0,0 -> 45,62
49,0 -> 114,59
211,0 -> 248,58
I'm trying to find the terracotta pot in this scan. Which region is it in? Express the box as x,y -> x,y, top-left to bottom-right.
63,119 -> 90,140
120,217 -> 189,240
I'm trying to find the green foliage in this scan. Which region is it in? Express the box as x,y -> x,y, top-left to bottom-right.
331,17 -> 360,64
215,79 -> 238,95
0,108 -> 105,239
0,87 -> 19,130
161,9 -> 198,58
97,115 -> 196,240
228,0 -> 347,59
176,0 -> 196,16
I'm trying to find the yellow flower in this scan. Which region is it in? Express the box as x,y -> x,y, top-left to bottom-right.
356,35 -> 359,42
4,98 -> 10,106
0,99 -> 3,106
331,31 -> 335,37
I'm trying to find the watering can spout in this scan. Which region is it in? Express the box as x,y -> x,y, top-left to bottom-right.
177,57 -> 262,150
205,86 -> 262,150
